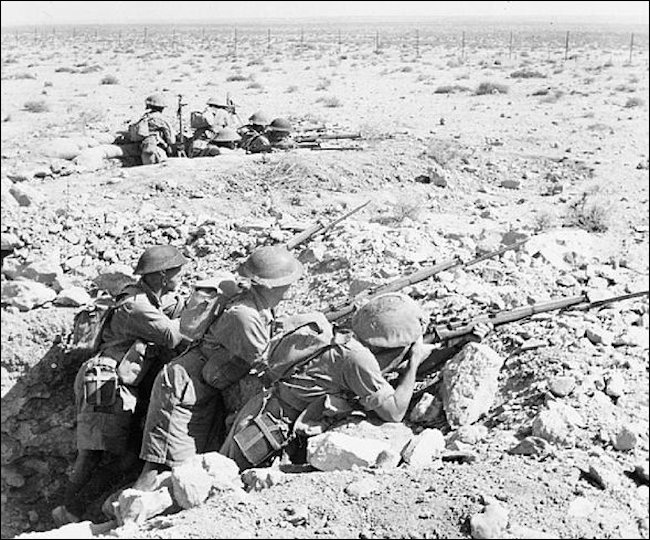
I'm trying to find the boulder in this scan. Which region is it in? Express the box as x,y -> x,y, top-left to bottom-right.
531,401 -> 584,447
447,425 -> 488,446
508,436 -> 552,456
470,500 -> 509,539
115,486 -> 174,526
9,184 -> 43,207
18,257 -> 63,286
612,424 -> 638,451
585,326 -> 613,346
1,280 -> 56,311
409,393 -> 443,424
307,432 -> 392,472
401,428 -> 445,469
548,375 -> 576,397
54,287 -> 92,307
441,343 -> 505,428
604,372 -> 625,398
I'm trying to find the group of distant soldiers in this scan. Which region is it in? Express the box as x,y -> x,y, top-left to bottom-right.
126,93 -> 294,166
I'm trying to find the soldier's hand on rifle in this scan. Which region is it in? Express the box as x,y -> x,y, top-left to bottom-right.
407,336 -> 436,370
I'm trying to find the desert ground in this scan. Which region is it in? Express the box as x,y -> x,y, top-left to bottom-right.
1,19 -> 649,539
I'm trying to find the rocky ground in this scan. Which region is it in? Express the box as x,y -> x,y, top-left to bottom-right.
1,21 -> 649,539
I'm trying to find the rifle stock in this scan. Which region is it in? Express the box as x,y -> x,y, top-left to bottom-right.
325,237 -> 530,322
285,200 -> 370,250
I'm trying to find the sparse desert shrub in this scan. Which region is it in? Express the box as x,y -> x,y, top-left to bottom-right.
564,192 -> 610,232
317,96 -> 342,108
315,78 -> 331,91
533,211 -> 557,233
532,88 -> 550,96
615,84 -> 636,93
43,81 -> 53,87
624,96 -> 645,108
388,199 -> 424,224
475,81 -> 509,95
100,74 -> 119,85
628,75 -> 639,84
539,90 -> 564,104
247,58 -> 264,66
226,74 -> 248,82
603,58 -> 614,68
285,85 -> 298,93
247,81 -> 264,90
510,69 -> 545,78
3,56 -> 18,64
401,65 -> 413,72
424,139 -> 461,168
80,64 -> 102,74
23,99 -> 49,113
434,84 -> 470,94
55,66 -> 76,73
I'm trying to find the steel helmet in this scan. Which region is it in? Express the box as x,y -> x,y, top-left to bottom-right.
134,245 -> 188,275
351,293 -> 426,349
214,126 -> 241,143
207,96 -> 226,108
268,118 -> 292,133
248,110 -> 271,126
237,246 -> 303,288
145,93 -> 166,109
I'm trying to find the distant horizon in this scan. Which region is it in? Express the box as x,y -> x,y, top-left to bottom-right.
1,1 -> 649,28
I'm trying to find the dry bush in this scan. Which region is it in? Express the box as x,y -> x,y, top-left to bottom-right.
401,65 -> 414,72
510,69 -> 546,78
316,96 -> 342,108
247,58 -> 264,66
226,74 -> 248,82
539,90 -> 564,104
79,64 -> 102,74
388,199 -> 424,224
628,75 -> 640,84
475,81 -> 509,95
624,96 -> 645,108
247,81 -> 264,90
23,99 -> 49,113
55,66 -> 77,73
615,84 -> 636,93
564,192 -> 610,232
533,211 -> 557,233
315,78 -> 331,91
423,139 -> 462,168
531,87 -> 550,96
435,84 -> 471,94
285,85 -> 298,93
100,74 -> 119,85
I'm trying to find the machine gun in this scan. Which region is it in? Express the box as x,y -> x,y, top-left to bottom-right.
175,94 -> 187,157
225,92 -> 245,126
295,142 -> 362,151
285,200 -> 371,250
294,132 -> 362,144
325,237 -> 530,323
412,289 -> 649,396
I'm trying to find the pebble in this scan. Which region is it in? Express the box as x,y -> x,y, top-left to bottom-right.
612,425 -> 637,451
548,375 -> 576,397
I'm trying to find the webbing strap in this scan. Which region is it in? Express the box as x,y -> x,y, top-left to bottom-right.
253,414 -> 283,451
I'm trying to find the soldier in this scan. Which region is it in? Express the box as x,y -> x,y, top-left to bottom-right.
266,117 -> 296,150
238,110 -> 272,154
131,246 -> 303,491
190,97 -> 235,157
220,293 -> 491,471
191,126 -> 241,157
52,245 -> 189,526
130,94 -> 175,165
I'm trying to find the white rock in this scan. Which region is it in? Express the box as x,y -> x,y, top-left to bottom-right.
604,372 -> 625,398
401,428 -> 445,469
612,425 -> 638,451
344,478 -> 380,498
531,401 -> 584,446
116,487 -> 173,526
409,393 -> 442,424
307,432 -> 392,472
18,257 -> 63,285
470,501 -> 509,539
585,326 -> 613,346
1,280 -> 56,311
548,375 -> 576,397
54,287 -> 92,307
568,496 -> 595,518
448,425 -> 488,445
442,343 -> 505,428
14,520 -> 115,539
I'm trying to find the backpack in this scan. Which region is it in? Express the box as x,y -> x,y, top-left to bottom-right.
128,114 -> 151,142
264,312 -> 339,384
179,272 -> 243,342
67,294 -> 125,360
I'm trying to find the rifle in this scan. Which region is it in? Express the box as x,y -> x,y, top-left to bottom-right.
176,94 -> 187,157
296,142 -> 362,151
285,200 -> 371,250
412,289 -> 649,397
294,132 -> 362,143
325,237 -> 530,322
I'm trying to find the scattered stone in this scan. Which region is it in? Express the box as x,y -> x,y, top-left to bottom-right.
401,428 -> 445,469
567,496 -> 595,518
115,486 -> 174,526
548,375 -> 576,397
585,326 -> 613,346
442,451 -> 477,464
284,503 -> 309,526
633,462 -> 649,484
500,179 -> 521,190
409,393 -> 442,424
447,425 -> 488,446
344,478 -> 380,498
507,525 -> 557,539
508,436 -> 552,456
531,401 -> 584,447
612,424 -> 638,451
308,432 -> 392,472
1,280 -> 56,311
520,338 -> 547,351
556,274 -> 579,287
614,327 -> 649,348
17,257 -> 63,286
604,372 -> 625,398
582,459 -> 621,490
470,500 -> 509,539
240,468 -> 286,492
441,343 -> 505,428
9,184 -> 43,207
54,287 -> 92,307
13,520 -> 116,539
1,232 -> 21,251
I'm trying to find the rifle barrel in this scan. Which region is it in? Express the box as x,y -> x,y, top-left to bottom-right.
430,290 -> 649,342
286,200 -> 370,250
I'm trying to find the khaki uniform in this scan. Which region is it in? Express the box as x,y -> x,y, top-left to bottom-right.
220,332 -> 395,470
74,281 -> 183,454
140,111 -> 173,165
139,288 -> 275,467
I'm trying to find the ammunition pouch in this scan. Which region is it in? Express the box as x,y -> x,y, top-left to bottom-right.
83,357 -> 119,407
233,410 -> 291,468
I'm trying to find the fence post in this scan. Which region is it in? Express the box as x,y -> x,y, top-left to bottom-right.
416,28 -> 419,58
267,28 -> 271,51
509,30 -> 513,59
234,27 -> 238,60
629,32 -> 634,64
300,27 -> 304,52
338,28 -> 341,54
375,30 -> 379,53
564,31 -> 569,61
144,27 -> 147,43
461,31 -> 465,61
